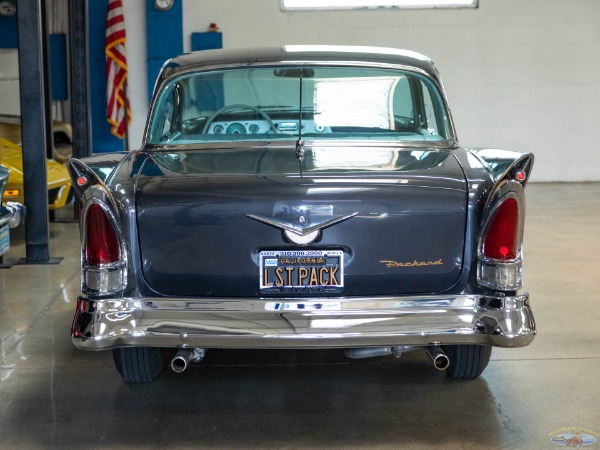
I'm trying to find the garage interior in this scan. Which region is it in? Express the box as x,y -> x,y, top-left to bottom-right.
1,1 -> 599,449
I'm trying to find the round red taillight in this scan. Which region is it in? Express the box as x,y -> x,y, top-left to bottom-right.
85,204 -> 120,265
515,171 -> 526,182
482,198 -> 519,260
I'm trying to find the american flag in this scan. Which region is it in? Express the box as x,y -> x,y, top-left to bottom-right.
105,0 -> 130,139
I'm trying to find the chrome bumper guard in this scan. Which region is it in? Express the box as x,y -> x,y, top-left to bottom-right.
71,293 -> 535,350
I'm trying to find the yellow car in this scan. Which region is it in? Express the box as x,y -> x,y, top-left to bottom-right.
0,115 -> 73,164
0,137 -> 71,210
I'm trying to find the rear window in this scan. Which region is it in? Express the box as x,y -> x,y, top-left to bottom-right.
147,65 -> 453,145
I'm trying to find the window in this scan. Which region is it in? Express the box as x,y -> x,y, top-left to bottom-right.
281,0 -> 477,10
147,65 -> 453,145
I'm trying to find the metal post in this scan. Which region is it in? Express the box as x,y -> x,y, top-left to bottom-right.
41,0 -> 54,161
69,0 -> 92,159
16,0 -> 59,264
69,0 -> 91,221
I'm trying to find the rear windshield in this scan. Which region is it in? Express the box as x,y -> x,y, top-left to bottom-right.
147,65 -> 453,145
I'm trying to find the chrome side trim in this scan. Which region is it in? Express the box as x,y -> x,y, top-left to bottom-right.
72,293 -> 535,350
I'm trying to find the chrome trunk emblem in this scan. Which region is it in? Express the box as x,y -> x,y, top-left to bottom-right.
245,211 -> 359,246
284,229 -> 319,246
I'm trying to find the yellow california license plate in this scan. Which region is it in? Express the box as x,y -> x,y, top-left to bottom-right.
259,250 -> 344,294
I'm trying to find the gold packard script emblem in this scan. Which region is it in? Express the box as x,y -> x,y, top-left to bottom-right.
380,259 -> 444,268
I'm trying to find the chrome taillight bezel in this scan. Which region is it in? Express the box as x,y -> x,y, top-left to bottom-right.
80,186 -> 127,296
477,181 -> 525,291
477,257 -> 523,291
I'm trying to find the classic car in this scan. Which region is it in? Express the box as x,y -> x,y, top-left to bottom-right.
0,137 -> 72,211
0,165 -> 25,259
68,46 -> 536,383
0,114 -> 74,164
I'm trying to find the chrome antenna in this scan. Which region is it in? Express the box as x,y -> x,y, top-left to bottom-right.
295,70 -> 304,177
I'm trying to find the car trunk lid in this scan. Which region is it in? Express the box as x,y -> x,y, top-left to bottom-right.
135,145 -> 467,297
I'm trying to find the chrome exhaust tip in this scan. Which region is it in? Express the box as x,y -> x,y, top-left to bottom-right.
171,348 -> 194,373
425,346 -> 450,371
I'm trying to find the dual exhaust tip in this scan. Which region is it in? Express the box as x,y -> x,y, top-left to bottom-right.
171,346 -> 450,373
170,348 -> 206,373
424,346 -> 450,371
344,345 -> 450,371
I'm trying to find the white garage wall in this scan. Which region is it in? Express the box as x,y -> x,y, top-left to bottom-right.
0,50 -> 21,116
121,0 -> 148,151
3,1 -> 597,181
173,0 -> 599,182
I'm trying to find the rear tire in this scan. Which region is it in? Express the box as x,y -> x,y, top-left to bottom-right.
443,344 -> 492,379
113,347 -> 164,383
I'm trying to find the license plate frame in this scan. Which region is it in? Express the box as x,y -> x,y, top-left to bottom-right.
259,249 -> 344,294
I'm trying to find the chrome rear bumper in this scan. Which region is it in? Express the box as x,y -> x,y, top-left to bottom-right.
71,293 -> 535,350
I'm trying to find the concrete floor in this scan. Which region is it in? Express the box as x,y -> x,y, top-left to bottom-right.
0,183 -> 599,449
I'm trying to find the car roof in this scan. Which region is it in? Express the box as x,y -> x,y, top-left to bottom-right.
156,45 -> 442,86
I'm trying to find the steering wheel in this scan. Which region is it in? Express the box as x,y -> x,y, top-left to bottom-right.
202,104 -> 276,134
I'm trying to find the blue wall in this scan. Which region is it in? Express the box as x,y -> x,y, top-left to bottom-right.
145,0 -> 182,101
0,11 -> 18,49
191,32 -> 222,52
49,34 -> 68,101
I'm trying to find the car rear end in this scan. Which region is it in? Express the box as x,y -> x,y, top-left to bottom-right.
68,47 -> 535,382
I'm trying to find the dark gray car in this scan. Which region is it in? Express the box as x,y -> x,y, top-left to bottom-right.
68,46 -> 535,383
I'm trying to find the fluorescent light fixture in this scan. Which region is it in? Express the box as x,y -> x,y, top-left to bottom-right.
314,77 -> 397,130
282,0 -> 478,10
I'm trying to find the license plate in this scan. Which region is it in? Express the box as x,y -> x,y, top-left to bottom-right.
259,250 -> 344,294
0,224 -> 10,257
